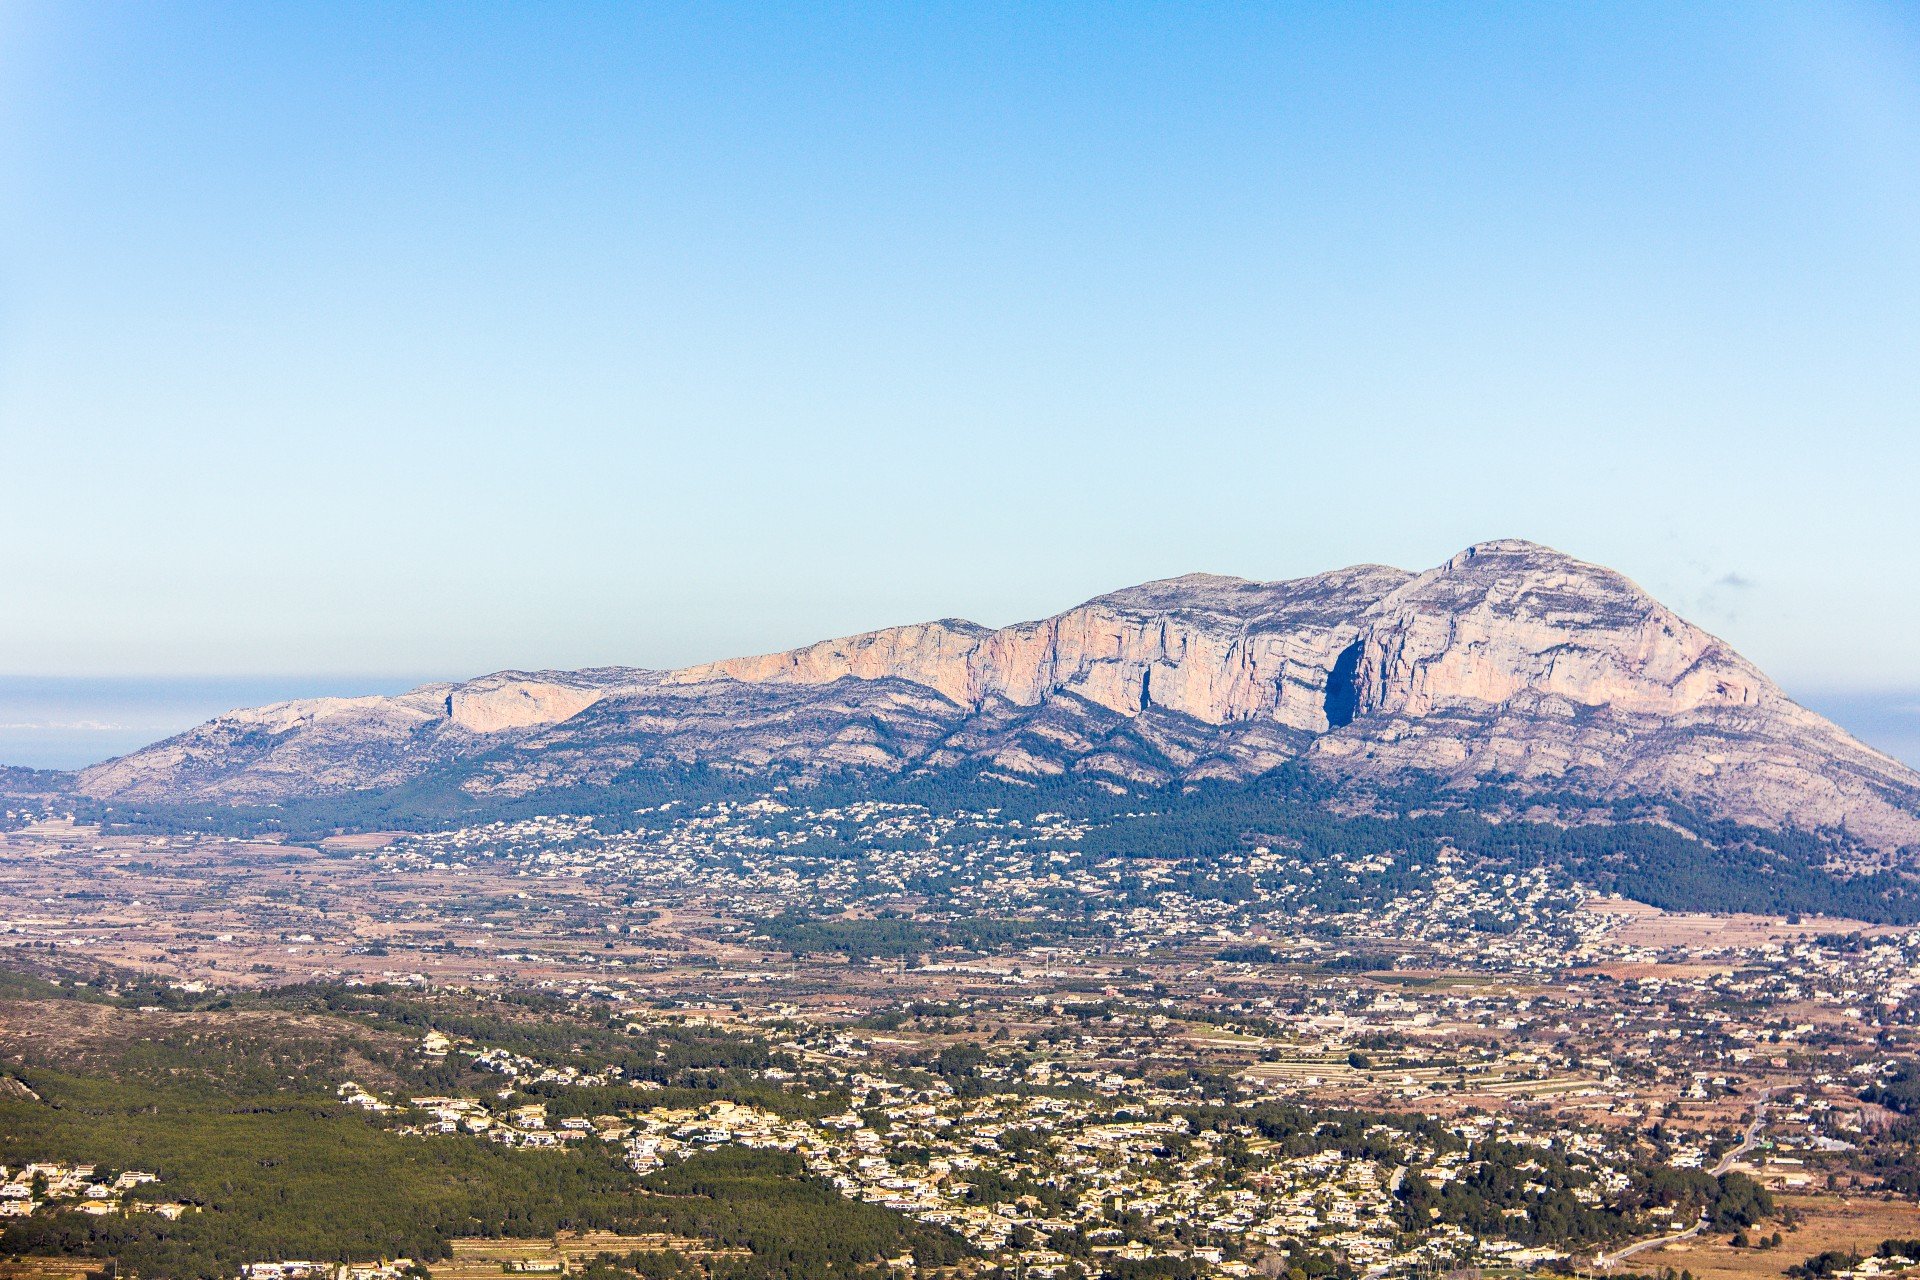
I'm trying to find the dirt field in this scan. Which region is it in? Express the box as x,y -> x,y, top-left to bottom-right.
1631,1194 -> 1920,1280
431,1232 -> 746,1279
0,1259 -> 107,1280
318,832 -> 406,851
1578,899 -> 1898,950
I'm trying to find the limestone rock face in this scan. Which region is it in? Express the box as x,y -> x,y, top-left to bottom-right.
445,672 -> 619,733
74,540 -> 1920,852
675,566 -> 1412,734
673,620 -> 993,708
1296,542 -> 1916,849
1347,541 -> 1766,721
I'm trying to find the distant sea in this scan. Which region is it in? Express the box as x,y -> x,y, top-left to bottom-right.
1,675 -> 1917,775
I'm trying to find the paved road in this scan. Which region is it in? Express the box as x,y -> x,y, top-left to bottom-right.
1712,1089 -> 1773,1176
1595,1088 -> 1774,1269
1598,1212 -> 1710,1268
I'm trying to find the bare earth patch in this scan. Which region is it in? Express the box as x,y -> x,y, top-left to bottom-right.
1632,1194 -> 1920,1280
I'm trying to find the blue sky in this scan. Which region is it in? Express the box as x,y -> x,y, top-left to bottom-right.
2,2 -> 1918,704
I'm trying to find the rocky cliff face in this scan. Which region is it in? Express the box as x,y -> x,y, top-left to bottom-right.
1345,542 -> 1766,720
75,540 -> 1920,852
672,564 -> 1412,733
1304,542 -> 1916,850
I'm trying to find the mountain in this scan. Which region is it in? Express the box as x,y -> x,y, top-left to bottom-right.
75,540 -> 1920,852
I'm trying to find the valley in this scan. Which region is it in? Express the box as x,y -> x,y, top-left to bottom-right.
4,789 -> 1920,1280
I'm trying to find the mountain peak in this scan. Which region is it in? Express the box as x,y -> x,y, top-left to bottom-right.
1451,536 -> 1566,559
74,542 -> 1920,852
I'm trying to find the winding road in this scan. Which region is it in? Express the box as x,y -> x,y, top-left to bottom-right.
1594,1087 -> 1775,1269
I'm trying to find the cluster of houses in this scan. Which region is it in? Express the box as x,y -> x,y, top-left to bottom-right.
13,789 -> 1917,1280
362,1026 -> 1669,1280
0,1162 -> 190,1221
240,1260 -> 416,1280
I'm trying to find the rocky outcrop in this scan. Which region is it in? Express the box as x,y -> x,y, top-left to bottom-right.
75,670 -> 648,805
675,565 -> 1412,733
1345,542 -> 1767,720
445,670 -> 628,733
73,540 -> 1920,852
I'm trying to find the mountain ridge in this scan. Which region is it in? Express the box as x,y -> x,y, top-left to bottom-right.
73,540 -> 1920,853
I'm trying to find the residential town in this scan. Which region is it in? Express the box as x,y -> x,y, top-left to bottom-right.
5,801 -> 1920,1279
